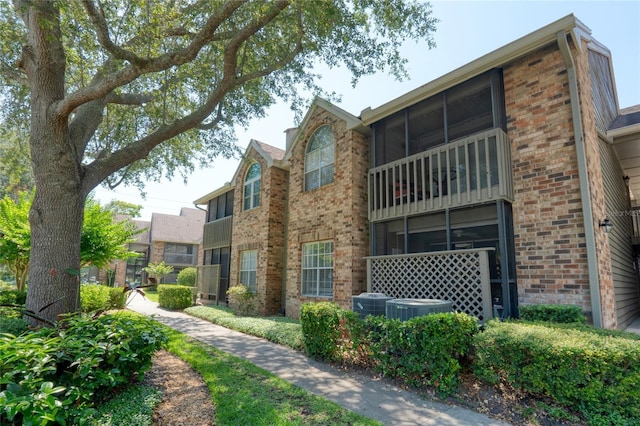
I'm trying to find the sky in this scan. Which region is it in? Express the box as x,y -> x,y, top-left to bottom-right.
93,1 -> 640,220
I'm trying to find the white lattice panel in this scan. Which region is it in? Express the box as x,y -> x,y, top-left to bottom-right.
367,249 -> 493,321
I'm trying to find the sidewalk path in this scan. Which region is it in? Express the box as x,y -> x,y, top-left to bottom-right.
127,296 -> 511,426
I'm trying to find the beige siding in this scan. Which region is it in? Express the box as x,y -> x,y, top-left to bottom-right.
599,137 -> 640,328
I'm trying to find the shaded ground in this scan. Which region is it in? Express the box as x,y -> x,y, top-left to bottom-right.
143,350 -> 215,426
147,351 -> 584,426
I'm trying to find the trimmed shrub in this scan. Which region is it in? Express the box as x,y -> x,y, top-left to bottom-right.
474,320 -> 640,423
80,283 -> 111,312
519,304 -> 585,324
158,284 -> 193,310
176,267 -> 197,286
227,284 -> 256,316
300,302 -> 342,361
365,312 -> 478,395
80,283 -> 125,312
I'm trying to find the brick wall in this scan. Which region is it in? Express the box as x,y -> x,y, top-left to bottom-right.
285,107 -> 369,318
506,40 -> 613,325
229,152 -> 287,315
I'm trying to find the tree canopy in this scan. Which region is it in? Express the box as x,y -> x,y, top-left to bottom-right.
0,0 -> 437,322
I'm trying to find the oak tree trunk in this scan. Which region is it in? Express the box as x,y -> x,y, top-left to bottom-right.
22,2 -> 86,324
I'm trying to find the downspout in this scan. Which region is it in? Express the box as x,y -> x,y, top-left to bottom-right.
557,32 -> 603,328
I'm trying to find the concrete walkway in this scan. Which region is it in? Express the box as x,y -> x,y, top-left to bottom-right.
127,296 -> 510,426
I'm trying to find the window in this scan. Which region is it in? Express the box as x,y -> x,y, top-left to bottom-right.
164,243 -> 196,265
243,163 -> 261,210
301,241 -> 334,297
305,125 -> 335,191
239,250 -> 258,292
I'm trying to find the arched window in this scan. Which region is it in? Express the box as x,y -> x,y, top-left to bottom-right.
243,163 -> 261,210
304,125 -> 334,191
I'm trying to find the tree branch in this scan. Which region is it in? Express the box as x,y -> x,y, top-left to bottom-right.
56,0 -> 247,120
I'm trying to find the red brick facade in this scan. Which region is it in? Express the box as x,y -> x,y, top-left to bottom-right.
284,107 -> 369,318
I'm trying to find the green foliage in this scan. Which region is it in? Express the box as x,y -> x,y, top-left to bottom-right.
0,128 -> 33,199
143,261 -> 174,284
0,287 -> 27,319
157,284 -> 193,310
185,305 -> 304,351
474,321 -> 640,424
0,316 -> 28,336
519,304 -> 586,324
88,384 -> 162,426
226,284 -> 256,316
0,192 -> 31,291
176,267 -> 197,286
364,313 -> 479,395
103,200 -> 143,218
300,302 -> 343,361
164,327 -> 380,425
81,199 -> 143,268
0,313 -> 166,425
80,284 -> 126,313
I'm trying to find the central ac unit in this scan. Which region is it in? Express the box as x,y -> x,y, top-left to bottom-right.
385,299 -> 453,321
352,293 -> 392,318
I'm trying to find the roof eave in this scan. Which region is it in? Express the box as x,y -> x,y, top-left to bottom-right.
361,14 -> 589,125
193,183 -> 234,205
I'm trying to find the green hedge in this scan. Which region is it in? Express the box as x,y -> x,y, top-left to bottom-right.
365,312 -> 478,394
300,302 -> 343,361
158,284 -> 193,310
300,302 -> 478,395
176,267 -> 197,286
80,284 -> 126,312
519,304 -> 586,324
474,321 -> 640,424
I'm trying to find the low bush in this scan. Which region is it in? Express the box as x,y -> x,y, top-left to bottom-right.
474,320 -> 640,424
0,313 -> 167,425
364,312 -> 478,395
176,267 -> 197,286
0,316 -> 29,336
519,304 -> 585,324
226,284 -> 256,316
80,284 -> 126,312
158,284 -> 193,310
0,289 -> 27,306
300,302 -> 343,361
0,289 -> 27,318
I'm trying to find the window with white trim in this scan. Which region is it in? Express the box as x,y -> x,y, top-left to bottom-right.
304,125 -> 334,191
301,241 -> 333,297
243,163 -> 261,210
239,250 -> 258,292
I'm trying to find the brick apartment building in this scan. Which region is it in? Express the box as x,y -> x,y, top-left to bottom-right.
195,15 -> 640,329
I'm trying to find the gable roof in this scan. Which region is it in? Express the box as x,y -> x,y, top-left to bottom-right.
360,14 -> 592,124
192,139 -> 286,206
150,207 -> 205,243
609,105 -> 640,135
284,97 -> 368,161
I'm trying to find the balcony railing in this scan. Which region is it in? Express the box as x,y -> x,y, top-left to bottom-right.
368,128 -> 513,222
163,253 -> 197,265
203,215 -> 233,250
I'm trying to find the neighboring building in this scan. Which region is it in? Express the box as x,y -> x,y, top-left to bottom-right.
195,15 -> 640,329
102,208 -> 205,286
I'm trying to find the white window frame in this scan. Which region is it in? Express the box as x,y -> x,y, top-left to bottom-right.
239,250 -> 258,293
243,163 -> 261,210
301,241 -> 334,297
304,125 -> 335,191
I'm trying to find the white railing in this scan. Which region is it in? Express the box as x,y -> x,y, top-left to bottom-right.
366,248 -> 493,321
368,128 -> 513,221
